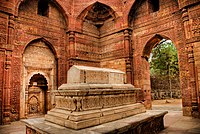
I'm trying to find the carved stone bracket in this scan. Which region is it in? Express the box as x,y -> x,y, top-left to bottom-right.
5,51 -> 12,69
181,8 -> 192,40
181,8 -> 189,23
69,31 -> 75,42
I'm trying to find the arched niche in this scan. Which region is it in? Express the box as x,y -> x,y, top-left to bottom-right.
78,2 -> 117,35
27,74 -> 48,116
20,39 -> 57,118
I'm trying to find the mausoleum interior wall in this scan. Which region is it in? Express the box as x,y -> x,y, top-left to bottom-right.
9,0 -> 68,121
73,1 -> 126,71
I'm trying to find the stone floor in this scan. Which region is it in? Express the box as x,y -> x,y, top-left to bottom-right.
0,99 -> 200,134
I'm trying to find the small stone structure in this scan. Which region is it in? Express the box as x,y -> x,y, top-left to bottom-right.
45,65 -> 145,129
24,65 -> 167,133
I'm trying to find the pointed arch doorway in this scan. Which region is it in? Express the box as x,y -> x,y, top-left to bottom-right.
142,34 -> 181,110
20,39 -> 57,118
28,73 -> 48,116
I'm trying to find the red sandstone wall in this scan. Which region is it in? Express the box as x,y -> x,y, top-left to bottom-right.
0,11 -> 8,124
16,0 -> 67,85
0,50 -> 5,124
12,0 -> 68,120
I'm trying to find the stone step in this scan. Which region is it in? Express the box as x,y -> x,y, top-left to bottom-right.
45,103 -> 146,129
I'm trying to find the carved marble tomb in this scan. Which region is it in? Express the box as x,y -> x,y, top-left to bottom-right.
45,65 -> 146,129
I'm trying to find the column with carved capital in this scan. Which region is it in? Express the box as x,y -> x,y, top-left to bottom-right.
124,29 -> 133,84
68,31 -> 76,69
69,31 -> 75,58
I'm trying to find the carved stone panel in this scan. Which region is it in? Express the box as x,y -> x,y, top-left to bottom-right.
28,87 -> 42,115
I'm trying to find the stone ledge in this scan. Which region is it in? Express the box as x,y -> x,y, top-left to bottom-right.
24,110 -> 168,134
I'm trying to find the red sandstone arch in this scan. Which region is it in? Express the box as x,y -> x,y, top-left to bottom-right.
77,2 -> 117,20
23,38 -> 58,59
29,73 -> 48,86
140,33 -> 181,109
76,1 -> 118,31
142,34 -> 171,60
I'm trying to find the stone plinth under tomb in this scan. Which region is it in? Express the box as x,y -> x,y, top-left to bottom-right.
23,65 -> 167,133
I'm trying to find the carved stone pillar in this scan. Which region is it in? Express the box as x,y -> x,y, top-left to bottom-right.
125,58 -> 132,84
124,29 -> 133,56
187,46 -> 199,116
124,29 -> 133,84
69,31 -> 75,58
3,51 -> 12,124
8,15 -> 15,45
2,15 -> 15,124
182,8 -> 199,117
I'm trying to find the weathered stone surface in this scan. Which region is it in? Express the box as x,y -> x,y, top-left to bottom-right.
45,103 -> 145,129
55,83 -> 140,111
24,110 -> 168,134
44,66 -> 144,129
67,65 -> 125,84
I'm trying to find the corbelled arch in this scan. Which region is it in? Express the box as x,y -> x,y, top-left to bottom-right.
128,0 -> 146,27
76,1 -> 118,31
